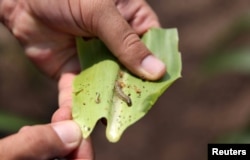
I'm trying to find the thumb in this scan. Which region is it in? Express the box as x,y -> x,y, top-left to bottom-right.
0,121 -> 82,160
91,3 -> 166,80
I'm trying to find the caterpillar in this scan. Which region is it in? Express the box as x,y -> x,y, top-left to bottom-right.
115,81 -> 132,106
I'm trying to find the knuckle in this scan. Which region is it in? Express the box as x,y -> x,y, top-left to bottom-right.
19,126 -> 47,147
123,32 -> 141,50
80,0 -> 111,34
120,32 -> 149,63
19,125 -> 32,133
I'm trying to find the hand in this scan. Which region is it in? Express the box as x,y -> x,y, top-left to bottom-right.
0,121 -> 93,160
0,74 -> 93,160
0,0 -> 165,159
0,0 -> 165,80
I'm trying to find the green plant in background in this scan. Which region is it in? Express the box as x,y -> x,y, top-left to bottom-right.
73,28 -> 182,142
217,127 -> 250,144
0,110 -> 38,135
202,13 -> 250,76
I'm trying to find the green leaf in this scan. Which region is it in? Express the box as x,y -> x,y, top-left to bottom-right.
73,28 -> 182,142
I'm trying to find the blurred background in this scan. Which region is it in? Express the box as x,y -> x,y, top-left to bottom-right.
1,0 -> 250,159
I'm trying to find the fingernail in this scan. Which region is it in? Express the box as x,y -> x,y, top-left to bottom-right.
141,55 -> 166,80
52,121 -> 81,148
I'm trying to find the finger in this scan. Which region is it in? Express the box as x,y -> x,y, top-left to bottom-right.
116,0 -> 161,35
0,121 -> 82,160
4,1 -> 81,79
67,137 -> 94,159
52,73 -> 75,122
51,113 -> 94,160
58,73 -> 76,108
52,107 -> 72,122
87,1 -> 166,80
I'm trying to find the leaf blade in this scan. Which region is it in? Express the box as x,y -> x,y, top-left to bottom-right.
73,28 -> 182,142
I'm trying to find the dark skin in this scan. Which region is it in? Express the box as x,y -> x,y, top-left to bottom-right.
0,0 -> 165,159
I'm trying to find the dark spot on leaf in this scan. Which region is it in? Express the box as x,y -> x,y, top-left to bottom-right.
101,118 -> 107,126
73,89 -> 83,96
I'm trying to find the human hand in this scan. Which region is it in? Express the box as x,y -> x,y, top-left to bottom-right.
0,0 -> 165,80
0,0 -> 165,159
0,121 -> 93,160
0,73 -> 93,160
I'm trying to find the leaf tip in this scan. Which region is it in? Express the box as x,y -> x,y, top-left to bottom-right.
106,129 -> 121,143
